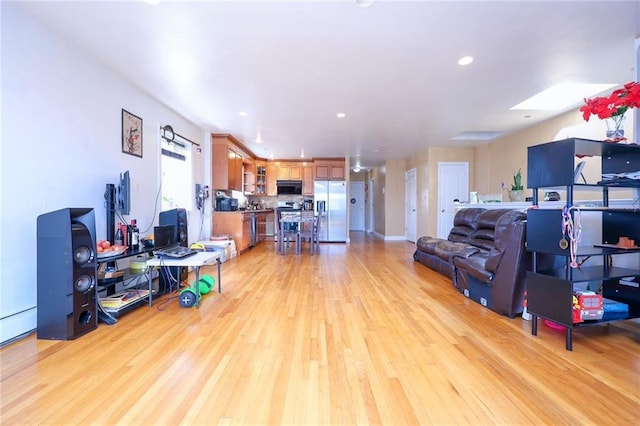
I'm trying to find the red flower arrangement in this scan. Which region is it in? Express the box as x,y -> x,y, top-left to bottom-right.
580,81 -> 640,142
580,81 -> 640,121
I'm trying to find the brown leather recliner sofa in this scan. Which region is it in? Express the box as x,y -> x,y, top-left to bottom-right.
413,208 -> 530,317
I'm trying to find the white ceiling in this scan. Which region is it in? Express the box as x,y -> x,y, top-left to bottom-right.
13,0 -> 640,169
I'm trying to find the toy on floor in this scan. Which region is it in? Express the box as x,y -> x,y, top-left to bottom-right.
179,274 -> 215,308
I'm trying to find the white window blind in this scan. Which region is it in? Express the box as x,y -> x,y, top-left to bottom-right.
161,137 -> 192,211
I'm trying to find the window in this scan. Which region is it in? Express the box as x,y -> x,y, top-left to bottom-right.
161,137 -> 192,211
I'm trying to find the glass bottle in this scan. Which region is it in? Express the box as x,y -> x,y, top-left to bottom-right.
130,219 -> 140,248
115,223 -> 123,246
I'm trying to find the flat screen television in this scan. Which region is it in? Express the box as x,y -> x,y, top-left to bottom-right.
117,171 -> 131,215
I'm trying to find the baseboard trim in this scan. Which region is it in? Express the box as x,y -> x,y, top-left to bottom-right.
383,235 -> 407,241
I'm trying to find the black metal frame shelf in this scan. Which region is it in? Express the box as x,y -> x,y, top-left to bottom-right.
96,247 -> 156,321
526,138 -> 640,351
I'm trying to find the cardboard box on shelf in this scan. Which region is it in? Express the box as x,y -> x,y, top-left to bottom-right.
200,239 -> 237,262
97,263 -> 125,280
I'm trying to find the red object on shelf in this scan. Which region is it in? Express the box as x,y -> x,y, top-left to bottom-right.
119,223 -> 128,246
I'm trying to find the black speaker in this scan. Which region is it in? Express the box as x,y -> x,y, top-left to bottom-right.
37,208 -> 98,340
158,208 -> 188,291
159,208 -> 188,247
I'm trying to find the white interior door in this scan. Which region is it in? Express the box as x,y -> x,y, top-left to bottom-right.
405,168 -> 417,242
368,178 -> 375,233
437,162 -> 469,239
349,182 -> 365,231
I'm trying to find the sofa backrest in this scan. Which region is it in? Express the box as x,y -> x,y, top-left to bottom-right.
448,208 -> 485,243
485,210 -> 527,273
467,208 -> 513,250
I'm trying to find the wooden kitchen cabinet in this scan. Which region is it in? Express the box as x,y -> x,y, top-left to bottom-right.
314,159 -> 345,180
212,212 -> 252,254
257,211 -> 268,242
277,162 -> 302,180
230,149 -> 243,191
243,159 -> 256,194
211,134 -> 244,191
255,161 -> 267,195
267,163 -> 278,195
242,213 -> 252,251
302,164 -> 314,195
289,164 -> 302,180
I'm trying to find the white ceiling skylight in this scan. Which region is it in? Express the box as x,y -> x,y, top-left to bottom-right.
452,131 -> 504,141
511,83 -> 618,111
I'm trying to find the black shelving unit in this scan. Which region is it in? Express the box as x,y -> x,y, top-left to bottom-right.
526,138 -> 640,350
96,247 -> 156,319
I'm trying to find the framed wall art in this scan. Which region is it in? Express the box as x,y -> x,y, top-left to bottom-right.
122,109 -> 143,158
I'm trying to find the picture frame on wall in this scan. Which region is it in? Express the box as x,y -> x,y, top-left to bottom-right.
122,109 -> 143,158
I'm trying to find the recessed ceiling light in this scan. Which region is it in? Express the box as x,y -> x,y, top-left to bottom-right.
239,111 -> 248,117
336,113 -> 346,118
355,0 -> 375,8
458,56 -> 474,66
142,0 -> 160,5
511,83 -> 618,110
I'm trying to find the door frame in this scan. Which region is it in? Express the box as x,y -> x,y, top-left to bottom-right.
405,168 -> 417,242
368,178 -> 375,233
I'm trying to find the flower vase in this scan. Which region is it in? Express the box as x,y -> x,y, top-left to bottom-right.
605,114 -> 626,142
508,190 -> 524,202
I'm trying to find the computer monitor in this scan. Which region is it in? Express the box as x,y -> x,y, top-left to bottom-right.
117,170 -> 131,215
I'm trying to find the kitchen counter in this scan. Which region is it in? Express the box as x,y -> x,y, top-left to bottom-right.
213,208 -> 274,214
240,208 -> 273,213
212,210 -> 275,253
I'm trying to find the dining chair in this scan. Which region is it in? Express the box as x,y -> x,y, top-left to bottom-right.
297,211 -> 317,255
277,208 -> 300,255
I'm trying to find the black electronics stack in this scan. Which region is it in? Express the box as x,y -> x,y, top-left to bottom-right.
158,208 -> 188,293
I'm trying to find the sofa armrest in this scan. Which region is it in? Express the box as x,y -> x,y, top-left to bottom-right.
453,253 -> 493,284
488,211 -> 529,316
451,246 -> 480,260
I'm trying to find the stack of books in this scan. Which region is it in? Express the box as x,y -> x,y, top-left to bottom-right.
100,289 -> 149,312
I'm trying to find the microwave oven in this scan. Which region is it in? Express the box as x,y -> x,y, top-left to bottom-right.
215,197 -> 238,211
276,180 -> 302,195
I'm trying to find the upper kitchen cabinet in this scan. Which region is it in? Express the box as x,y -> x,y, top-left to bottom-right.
302,164 -> 314,195
211,134 -> 251,192
243,158 -> 256,194
276,161 -> 302,180
314,159 -> 345,180
255,161 -> 267,195
267,163 -> 278,195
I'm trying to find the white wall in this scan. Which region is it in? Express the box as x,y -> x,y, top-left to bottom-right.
0,3 -> 210,344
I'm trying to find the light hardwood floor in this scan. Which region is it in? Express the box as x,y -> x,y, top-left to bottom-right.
1,233 -> 639,425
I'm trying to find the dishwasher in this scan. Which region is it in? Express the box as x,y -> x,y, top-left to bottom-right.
250,212 -> 257,247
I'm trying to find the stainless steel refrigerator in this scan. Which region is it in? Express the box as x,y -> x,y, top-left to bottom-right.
314,180 -> 347,242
